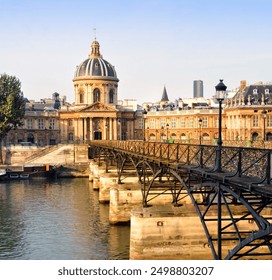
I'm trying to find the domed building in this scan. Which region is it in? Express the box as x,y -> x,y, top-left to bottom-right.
73,39 -> 119,106
59,38 -> 136,142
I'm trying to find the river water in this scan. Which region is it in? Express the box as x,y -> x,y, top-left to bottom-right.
0,178 -> 130,260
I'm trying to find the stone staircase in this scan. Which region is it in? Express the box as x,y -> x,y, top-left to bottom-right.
25,144 -> 75,165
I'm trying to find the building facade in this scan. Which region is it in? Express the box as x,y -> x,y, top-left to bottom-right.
4,93 -> 61,146
224,81 -> 272,142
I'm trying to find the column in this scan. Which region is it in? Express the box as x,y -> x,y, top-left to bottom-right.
90,117 -> 93,140
83,118 -> 87,141
78,118 -> 83,142
113,118 -> 117,140
103,118 -> 107,140
109,118 -> 113,140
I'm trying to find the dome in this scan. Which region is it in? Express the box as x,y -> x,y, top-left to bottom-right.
74,40 -> 118,81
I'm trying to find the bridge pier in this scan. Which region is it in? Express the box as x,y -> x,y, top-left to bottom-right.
109,180 -> 142,224
130,205 -> 213,260
99,173 -> 118,203
90,162 -> 107,190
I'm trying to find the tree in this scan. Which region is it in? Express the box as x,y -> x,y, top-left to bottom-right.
0,73 -> 25,163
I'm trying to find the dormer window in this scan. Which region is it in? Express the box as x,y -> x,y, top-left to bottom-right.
265,89 -> 270,96
253,88 -> 258,96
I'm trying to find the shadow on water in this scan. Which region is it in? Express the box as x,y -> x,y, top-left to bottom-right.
0,178 -> 130,260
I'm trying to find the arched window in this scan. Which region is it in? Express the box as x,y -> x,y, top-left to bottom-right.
93,88 -> 100,102
203,133 -> 210,140
109,89 -> 114,104
180,133 -> 186,140
149,133 -> 156,141
170,133 -> 177,139
80,94 -> 84,103
252,132 -> 259,141
79,88 -> 84,104
266,132 -> 272,141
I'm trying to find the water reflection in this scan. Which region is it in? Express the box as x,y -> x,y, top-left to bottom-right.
0,178 -> 130,260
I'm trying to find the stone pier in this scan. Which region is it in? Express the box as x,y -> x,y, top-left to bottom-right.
99,173 -> 118,203
130,205 -> 213,260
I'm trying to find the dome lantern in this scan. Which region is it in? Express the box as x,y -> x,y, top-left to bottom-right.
89,40 -> 101,58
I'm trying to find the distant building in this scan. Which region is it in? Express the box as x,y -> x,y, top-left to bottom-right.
193,80 -> 203,98
4,94 -> 61,146
224,80 -> 272,141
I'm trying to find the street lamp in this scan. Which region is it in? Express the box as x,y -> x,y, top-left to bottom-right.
166,123 -> 169,141
143,109 -> 147,141
198,118 -> 203,145
214,79 -> 227,172
262,109 -> 267,141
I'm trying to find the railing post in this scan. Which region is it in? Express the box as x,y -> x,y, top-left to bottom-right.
176,143 -> 179,162
217,183 -> 222,260
266,151 -> 271,184
160,143 -> 162,159
200,145 -> 203,168
238,148 -> 242,177
187,144 -> 190,165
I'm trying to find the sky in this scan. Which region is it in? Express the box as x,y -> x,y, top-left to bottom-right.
1,0 -> 272,105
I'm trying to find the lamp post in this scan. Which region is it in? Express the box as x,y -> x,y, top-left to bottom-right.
262,109 -> 267,141
198,118 -> 203,145
142,109 -> 147,141
166,123 -> 169,141
117,119 -> 121,140
214,79 -> 227,172
161,126 -> 164,142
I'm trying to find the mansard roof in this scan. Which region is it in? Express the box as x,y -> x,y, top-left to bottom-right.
226,83 -> 272,107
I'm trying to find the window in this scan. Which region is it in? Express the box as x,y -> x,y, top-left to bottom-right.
202,117 -> 208,128
78,88 -> 84,104
79,93 -> 84,103
253,115 -> 259,127
267,116 -> 272,127
27,119 -> 33,129
68,133 -> 74,141
109,89 -> 114,104
93,88 -> 100,102
215,117 -> 219,128
171,118 -> 176,128
180,133 -> 186,140
150,118 -> 155,129
38,119 -> 44,129
161,118 -> 166,128
49,119 -> 55,129
189,117 -> 194,128
180,118 -> 185,128
138,119 -> 144,129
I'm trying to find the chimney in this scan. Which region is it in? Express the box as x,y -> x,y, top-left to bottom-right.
239,80 -> 247,92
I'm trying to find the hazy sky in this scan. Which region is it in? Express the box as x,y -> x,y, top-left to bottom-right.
1,0 -> 272,104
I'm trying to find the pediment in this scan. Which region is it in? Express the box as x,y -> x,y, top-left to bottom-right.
79,102 -> 118,112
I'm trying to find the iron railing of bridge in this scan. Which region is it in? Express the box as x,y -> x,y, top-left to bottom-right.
90,140 -> 272,187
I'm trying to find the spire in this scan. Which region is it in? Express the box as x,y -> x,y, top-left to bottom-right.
161,85 -> 169,102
